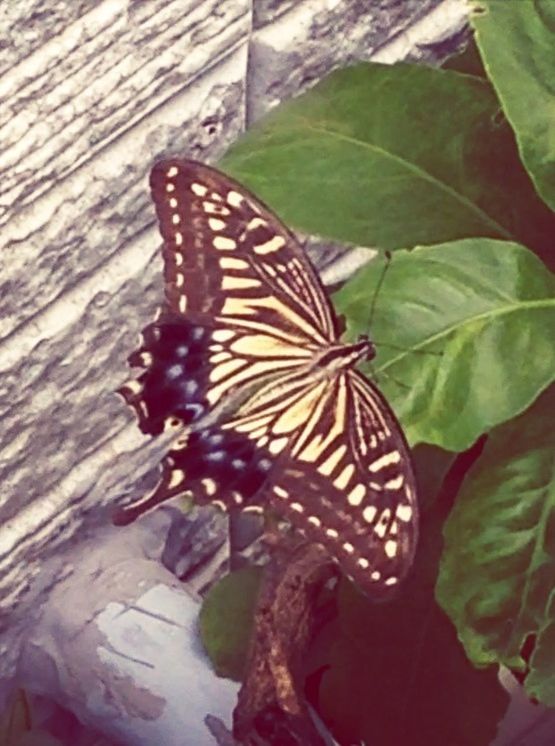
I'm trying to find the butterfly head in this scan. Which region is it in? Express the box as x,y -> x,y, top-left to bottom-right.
357,334 -> 376,362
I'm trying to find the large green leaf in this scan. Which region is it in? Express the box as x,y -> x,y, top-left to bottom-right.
309,484 -> 509,746
334,238 -> 555,451
220,62 -> 555,258
437,386 -> 555,705
470,0 -> 555,212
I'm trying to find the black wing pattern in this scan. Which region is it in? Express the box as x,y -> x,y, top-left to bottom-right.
116,158 -> 418,596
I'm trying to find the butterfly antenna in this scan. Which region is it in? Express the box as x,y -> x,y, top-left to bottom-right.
365,250 -> 392,335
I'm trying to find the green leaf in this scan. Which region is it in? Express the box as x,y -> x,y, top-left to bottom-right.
220,62 -> 555,258
470,0 -> 555,212
199,567 -> 261,681
309,491 -> 509,746
436,386 -> 555,705
334,238 -> 555,451
527,594 -> 555,705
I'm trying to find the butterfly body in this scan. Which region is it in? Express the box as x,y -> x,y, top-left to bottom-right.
117,159 -> 418,597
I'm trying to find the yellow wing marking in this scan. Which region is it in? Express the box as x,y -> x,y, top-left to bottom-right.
229,334 -> 312,359
272,381 -> 328,435
221,295 -> 329,344
319,444 -> 348,476
295,375 -> 347,462
206,358 -> 304,406
221,276 -> 262,290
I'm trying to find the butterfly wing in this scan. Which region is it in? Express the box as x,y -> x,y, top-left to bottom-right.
265,368 -> 418,596
117,158 -> 418,595
114,366 -> 327,524
117,364 -> 418,597
119,159 -> 340,438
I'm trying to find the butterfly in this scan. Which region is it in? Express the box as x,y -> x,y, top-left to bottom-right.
115,158 -> 418,598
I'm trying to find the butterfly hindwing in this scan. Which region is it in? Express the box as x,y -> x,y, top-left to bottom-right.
266,370 -> 418,596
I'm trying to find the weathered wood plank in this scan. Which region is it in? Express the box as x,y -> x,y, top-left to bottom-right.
0,0 -> 469,697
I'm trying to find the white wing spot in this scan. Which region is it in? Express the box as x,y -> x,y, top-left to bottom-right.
167,166 -> 179,178
253,236 -> 286,255
175,232 -> 183,246
219,257 -> 249,270
385,475 -> 404,490
203,201 -> 230,215
227,190 -> 244,207
209,218 -> 226,231
291,502 -> 304,513
214,236 -> 237,250
371,570 -> 381,581
274,486 -> 289,499
396,505 -> 413,522
385,540 -> 397,558
358,558 -> 370,569
168,469 -> 185,489
369,451 -> 401,472
172,214 -> 181,225
343,542 -> 354,554
208,357 -> 243,382
169,197 -> 178,208
209,351 -> 232,364
374,523 -> 387,538
362,505 -> 377,523
166,183 -> 175,193
247,217 -> 267,230
319,444 -> 347,476
191,182 -> 208,196
269,437 -> 289,455
185,380 -> 198,396
175,273 -> 184,287
347,483 -> 366,506
333,463 -> 355,489
179,295 -> 187,313
212,329 -> 235,342
326,528 -> 339,539
308,516 -> 321,527
385,577 -> 398,587
222,276 -> 262,290
202,478 -> 217,496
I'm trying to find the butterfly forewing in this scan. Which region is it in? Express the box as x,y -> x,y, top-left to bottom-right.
117,158 -> 419,597
150,159 -> 338,343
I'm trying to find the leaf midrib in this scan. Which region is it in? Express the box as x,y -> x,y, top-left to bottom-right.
299,121 -> 514,241
376,297 -> 555,374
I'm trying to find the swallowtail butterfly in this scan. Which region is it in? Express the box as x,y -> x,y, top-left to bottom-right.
116,159 -> 418,597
